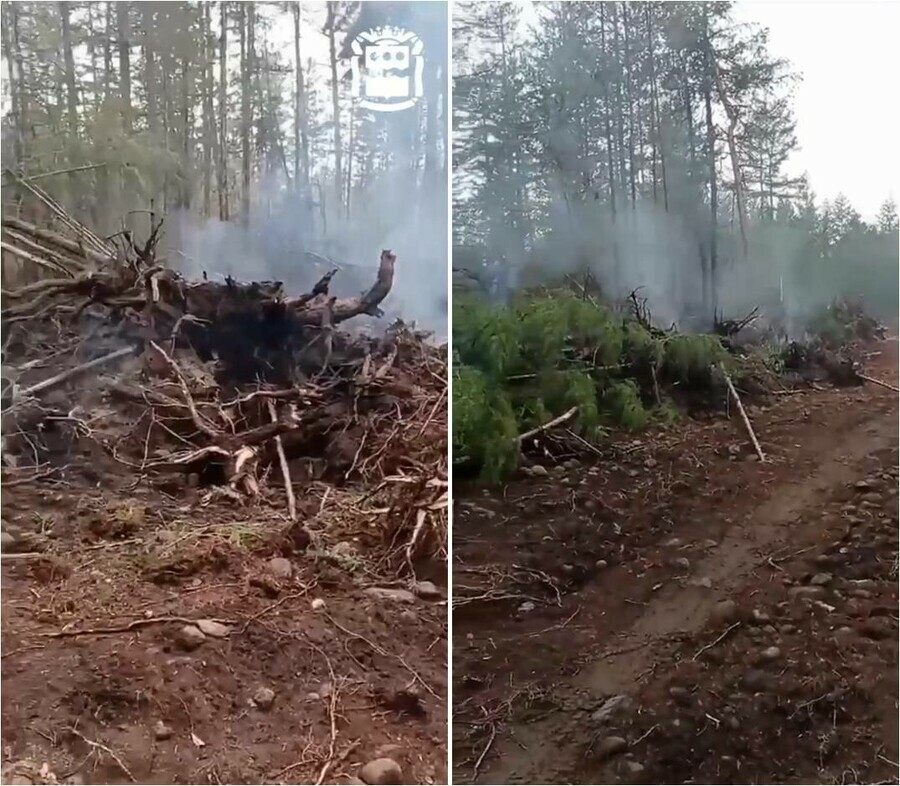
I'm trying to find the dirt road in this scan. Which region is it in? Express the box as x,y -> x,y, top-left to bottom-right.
453,341 -> 898,785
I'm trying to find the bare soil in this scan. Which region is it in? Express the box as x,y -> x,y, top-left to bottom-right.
452,340 -> 898,785
1,481 -> 447,784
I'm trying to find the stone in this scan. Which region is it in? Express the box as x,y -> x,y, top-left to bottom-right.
809,572 -> 832,586
252,686 -> 276,711
711,600 -> 739,624
1,531 -> 15,552
664,537 -> 683,548
195,619 -> 231,638
413,581 -> 442,601
364,587 -> 416,604
267,557 -> 293,579
175,625 -> 206,651
622,760 -> 645,777
702,539 -> 719,548
741,669 -> 774,692
312,598 -> 327,611
595,559 -> 609,569
860,618 -> 893,640
668,686 -> 691,705
518,601 -> 536,613
751,609 -> 771,623
358,757 -> 403,785
530,465 -> 549,477
672,556 -> 691,571
596,736 -> 628,759
690,577 -> 712,589
153,720 -> 173,741
788,585 -> 827,600
591,694 -> 631,723
399,610 -> 417,624
760,646 -> 781,661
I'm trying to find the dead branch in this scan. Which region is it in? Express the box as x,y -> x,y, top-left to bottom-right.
517,406 -> 579,445
720,363 -> 766,462
15,346 -> 137,400
267,399 -> 297,521
859,373 -> 899,393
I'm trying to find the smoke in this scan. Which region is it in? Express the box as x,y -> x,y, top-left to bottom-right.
166,1 -> 448,339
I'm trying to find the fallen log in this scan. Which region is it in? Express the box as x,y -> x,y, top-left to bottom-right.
16,346 -> 137,399
517,406 -> 579,445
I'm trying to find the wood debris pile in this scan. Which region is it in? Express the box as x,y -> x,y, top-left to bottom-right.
1,194 -> 447,573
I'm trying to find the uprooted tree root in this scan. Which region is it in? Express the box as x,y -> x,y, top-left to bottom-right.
1,201 -> 447,575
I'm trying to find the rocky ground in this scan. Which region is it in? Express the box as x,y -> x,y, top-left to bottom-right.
452,340 -> 898,785
1,482 -> 447,785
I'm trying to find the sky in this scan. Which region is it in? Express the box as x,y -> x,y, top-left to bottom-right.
732,0 -> 899,220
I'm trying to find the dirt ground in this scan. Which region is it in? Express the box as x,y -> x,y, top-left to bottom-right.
452,339 -> 898,785
1,477 -> 447,784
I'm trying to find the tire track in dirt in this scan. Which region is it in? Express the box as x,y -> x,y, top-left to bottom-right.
476,403 -> 898,785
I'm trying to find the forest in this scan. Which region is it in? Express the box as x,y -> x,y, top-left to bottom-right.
451,0 -> 899,481
1,0 -> 449,328
452,1 -> 898,325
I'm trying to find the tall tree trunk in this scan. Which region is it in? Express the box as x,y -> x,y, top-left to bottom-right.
622,2 -> 636,209
326,2 -> 343,214
104,3 -> 113,100
646,3 -> 668,212
181,54 -> 192,210
713,60 -> 749,259
2,3 -> 26,166
703,70 -> 718,316
142,5 -> 158,135
59,2 -> 79,136
202,4 -> 215,218
218,1 -> 228,220
599,2 -> 620,287
240,2 -> 251,225
116,2 -> 131,133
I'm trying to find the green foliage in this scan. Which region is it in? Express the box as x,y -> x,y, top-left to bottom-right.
452,363 -> 519,483
601,380 -> 649,431
454,290 -> 736,482
662,334 -> 730,383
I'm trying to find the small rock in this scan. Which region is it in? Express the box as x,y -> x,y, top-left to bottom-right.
252,686 -> 276,711
779,624 -> 796,635
564,459 -> 580,470
413,581 -> 442,601
365,587 -> 416,604
760,646 -> 781,661
860,618 -> 893,640
518,601 -> 536,613
702,539 -> 719,548
622,760 -> 645,777
311,598 -> 327,611
644,457 -> 658,469
664,537 -> 683,548
849,589 -> 873,599
596,736 -> 628,760
751,609 -> 771,623
195,619 -> 231,638
1,531 -> 15,552
668,686 -> 691,705
690,576 -> 712,589
788,585 -> 826,600
711,600 -> 739,623
267,557 -> 293,579
809,572 -> 832,586
741,669 -> 774,692
672,556 -> 691,571
595,559 -> 609,569
153,720 -> 173,740
175,624 -> 206,651
530,465 -> 549,477
399,610 -> 417,624
591,694 -> 631,723
359,757 -> 403,785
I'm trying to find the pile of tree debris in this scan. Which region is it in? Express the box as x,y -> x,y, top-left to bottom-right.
1,196 -> 447,574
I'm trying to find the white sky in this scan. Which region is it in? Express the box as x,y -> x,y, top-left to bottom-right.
732,0 -> 899,220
